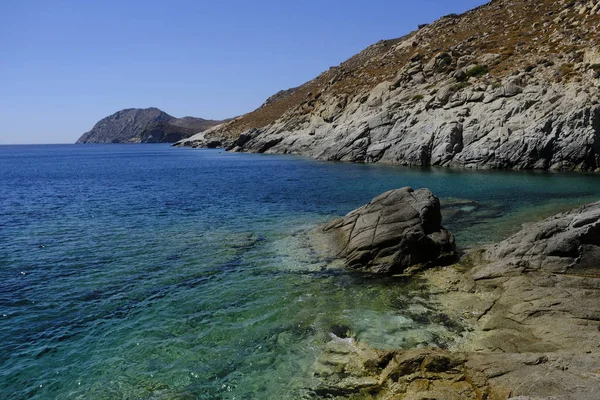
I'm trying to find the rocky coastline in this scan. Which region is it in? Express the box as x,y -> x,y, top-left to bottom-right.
310,189 -> 600,399
176,0 -> 600,172
170,1 -> 600,395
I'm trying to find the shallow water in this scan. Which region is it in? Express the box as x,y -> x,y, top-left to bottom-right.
1,144 -> 599,399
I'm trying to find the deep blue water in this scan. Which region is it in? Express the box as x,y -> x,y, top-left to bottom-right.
1,144 -> 600,399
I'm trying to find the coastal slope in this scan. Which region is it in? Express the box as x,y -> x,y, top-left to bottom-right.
178,0 -> 600,171
76,108 -> 223,144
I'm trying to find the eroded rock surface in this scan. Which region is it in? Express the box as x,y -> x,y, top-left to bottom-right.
312,201 -> 600,399
321,187 -> 456,274
313,335 -> 600,400
313,337 -> 483,399
228,67 -> 600,171
478,201 -> 600,278
461,202 -> 600,360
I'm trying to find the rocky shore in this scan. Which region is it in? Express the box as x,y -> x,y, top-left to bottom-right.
171,1 -> 600,393
310,190 -> 600,399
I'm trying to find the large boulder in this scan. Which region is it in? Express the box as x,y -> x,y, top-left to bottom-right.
322,187 -> 456,274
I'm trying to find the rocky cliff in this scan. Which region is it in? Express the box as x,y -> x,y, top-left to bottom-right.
178,0 -> 600,171
76,108 -> 223,144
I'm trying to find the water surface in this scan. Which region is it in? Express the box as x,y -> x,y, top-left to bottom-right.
1,144 -> 599,399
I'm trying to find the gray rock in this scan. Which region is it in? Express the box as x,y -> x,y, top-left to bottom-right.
476,201 -> 600,279
424,52 -> 453,75
77,108 -> 223,144
436,84 -> 457,103
431,122 -> 464,165
412,72 -> 426,85
322,187 -> 456,274
220,57 -> 600,171
457,55 -> 477,68
452,68 -> 467,82
480,53 -> 501,66
467,91 -> 485,102
502,76 -> 524,97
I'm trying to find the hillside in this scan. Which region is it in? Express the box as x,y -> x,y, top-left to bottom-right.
76,108 -> 223,144
178,0 -> 600,171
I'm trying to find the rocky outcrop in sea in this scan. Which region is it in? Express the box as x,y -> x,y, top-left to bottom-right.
320,187 -> 455,274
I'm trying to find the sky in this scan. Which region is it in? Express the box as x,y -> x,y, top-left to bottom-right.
0,0 -> 487,144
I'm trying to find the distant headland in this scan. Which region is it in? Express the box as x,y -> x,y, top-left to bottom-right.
76,107 -> 225,144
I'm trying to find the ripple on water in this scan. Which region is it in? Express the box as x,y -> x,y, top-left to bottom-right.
2,145 -> 600,399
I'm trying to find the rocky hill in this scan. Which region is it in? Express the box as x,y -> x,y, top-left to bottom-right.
178,0 -> 600,171
76,108 -> 223,144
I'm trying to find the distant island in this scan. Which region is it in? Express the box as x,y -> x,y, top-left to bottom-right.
76,107 -> 224,144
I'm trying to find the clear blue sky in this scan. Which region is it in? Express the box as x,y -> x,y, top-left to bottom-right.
0,0 -> 487,144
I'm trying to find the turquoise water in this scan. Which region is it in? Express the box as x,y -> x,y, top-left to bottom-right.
1,144 -> 600,399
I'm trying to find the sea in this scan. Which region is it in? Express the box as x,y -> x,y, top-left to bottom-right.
2,144 -> 599,399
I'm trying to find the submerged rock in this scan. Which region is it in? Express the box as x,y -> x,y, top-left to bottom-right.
313,337 -> 487,400
322,187 -> 456,274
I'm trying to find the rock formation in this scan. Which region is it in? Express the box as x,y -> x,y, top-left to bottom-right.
321,187 -> 456,275
76,108 -> 223,144
178,0 -> 600,172
479,201 -> 600,277
311,201 -> 600,399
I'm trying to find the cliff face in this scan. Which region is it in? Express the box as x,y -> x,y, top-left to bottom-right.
76,108 -> 223,144
179,0 -> 600,171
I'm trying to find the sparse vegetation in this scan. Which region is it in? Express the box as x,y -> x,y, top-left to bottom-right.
564,0 -> 577,8
466,65 -> 489,78
412,94 -> 424,102
204,0 -> 600,139
559,63 -> 575,77
442,13 -> 459,19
